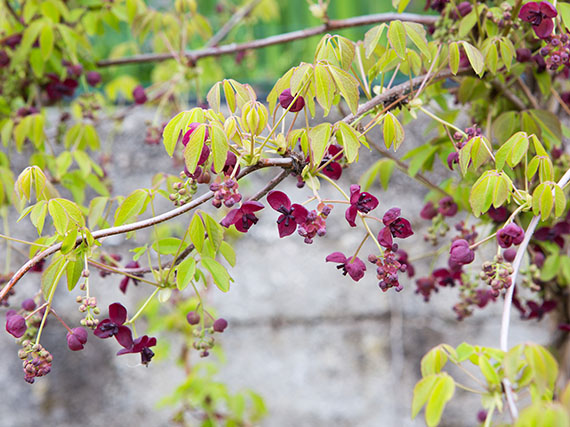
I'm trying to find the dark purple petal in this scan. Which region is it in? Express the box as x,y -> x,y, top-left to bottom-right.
534,17 -> 554,38
21,299 -> 36,311
519,2 -> 540,21
488,206 -> 508,222
449,239 -> 474,265
539,1 -> 557,18
344,257 -> 366,282
133,85 -> 147,104
420,202 -> 438,220
497,223 -> 525,248
115,326 -> 134,348
119,276 -> 130,294
391,218 -> 414,239
438,196 -> 458,217
279,89 -> 305,112
326,252 -> 348,263
6,314 -> 27,338
349,185 -> 361,204
109,303 -> 127,325
93,319 -> 116,338
322,162 -> 343,180
503,248 -> 517,262
277,218 -> 297,237
345,205 -> 358,227
378,227 -> 394,248
186,311 -> 200,325
291,204 -> 308,223
267,191 -> 291,211
382,208 -> 401,226
221,208 -> 241,228
66,327 -> 88,351
447,152 -> 459,170
241,201 -> 264,214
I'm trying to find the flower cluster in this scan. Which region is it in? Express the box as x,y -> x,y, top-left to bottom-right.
326,252 -> 366,282
186,311 -> 228,357
297,206 -> 330,244
211,179 -> 242,209
94,303 -> 157,366
19,341 -> 52,384
370,249 -> 405,292
479,255 -> 514,296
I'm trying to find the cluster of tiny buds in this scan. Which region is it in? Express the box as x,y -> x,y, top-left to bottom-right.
170,177 -> 197,206
19,341 -> 52,384
540,33 -> 570,70
454,221 -> 478,245
485,2 -> 513,28
368,246 -> 405,292
75,295 -> 100,328
186,311 -> 228,358
298,204 -> 331,244
480,254 -> 514,296
210,178 -> 242,209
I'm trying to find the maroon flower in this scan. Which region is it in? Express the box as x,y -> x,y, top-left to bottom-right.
21,298 -> 36,311
267,191 -> 309,237
420,201 -> 438,220
0,50 -> 9,67
497,223 -> 525,248
503,248 -> 517,262
473,289 -> 497,308
326,252 -> 366,282
447,152 -> 459,170
279,89 -> 305,112
221,201 -> 264,233
119,261 -> 142,293
6,314 -> 27,338
345,185 -> 379,227
519,1 -> 557,39
132,85 -> 148,104
93,303 -> 131,347
186,311 -> 200,325
320,145 -> 343,180
44,73 -> 78,101
182,123 -> 210,148
433,267 -> 461,287
438,196 -> 458,217
377,208 -> 413,249
516,48 -> 533,63
488,206 -> 509,223
66,327 -> 88,351
213,318 -> 228,332
3,33 -> 22,49
86,71 -> 102,87
449,239 -> 475,265
526,300 -> 557,320
116,332 -> 157,366
415,276 -> 438,302
212,151 -> 241,176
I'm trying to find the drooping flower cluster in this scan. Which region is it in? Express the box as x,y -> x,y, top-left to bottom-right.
185,310 -> 229,357
370,249 -> 406,292
479,257 -> 514,296
19,341 -> 52,384
211,178 -> 242,208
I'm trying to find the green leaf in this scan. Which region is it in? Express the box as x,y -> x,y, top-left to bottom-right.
189,213 -> 205,253
61,227 -> 78,255
363,24 -> 385,58
403,22 -> 430,59
421,346 -> 448,376
210,124 -> 228,174
448,42 -> 460,75
314,64 -> 335,116
183,124 -> 207,175
336,122 -> 360,163
162,109 -> 204,157
41,255 -> 67,299
412,374 -> 438,419
495,132 -> 529,170
66,255 -> 84,291
383,112 -> 405,151
554,185 -> 566,218
479,354 -> 501,385
541,254 -> 560,282
203,213 -> 224,251
219,241 -> 236,267
30,200 -> 48,235
176,257 -> 196,291
493,173 -> 510,208
388,20 -> 407,59
499,38 -> 515,71
328,65 -> 359,114
425,374 -> 455,427
470,136 -> 491,169
485,43 -> 498,74
457,10 -> 478,38
462,42 -> 485,76
470,170 -> 499,217
456,343 -> 475,362
88,196 -> 108,229
114,189 -> 148,226
560,2 -> 570,32
308,123 -> 332,168
39,23 -> 54,60
152,238 -> 183,256
201,257 -> 231,292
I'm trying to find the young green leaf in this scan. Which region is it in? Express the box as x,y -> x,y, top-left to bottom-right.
176,257 -> 196,291
388,20 -> 407,59
114,189 -> 149,226
201,257 -> 231,292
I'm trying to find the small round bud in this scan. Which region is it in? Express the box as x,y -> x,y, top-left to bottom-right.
186,311 -> 200,325
213,318 -> 228,333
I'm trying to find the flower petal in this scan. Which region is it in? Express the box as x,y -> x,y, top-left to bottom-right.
519,2 -> 540,21
378,227 -> 393,248
115,326 -> 134,348
267,191 -> 291,211
109,303 -> 127,325
291,204 -> 309,223
221,208 -> 241,228
534,17 -> 554,38
382,207 -> 401,226
539,1 -> 557,18
325,252 -> 348,263
241,201 -> 264,214
345,205 -> 358,227
322,162 -> 342,180
277,218 -> 297,238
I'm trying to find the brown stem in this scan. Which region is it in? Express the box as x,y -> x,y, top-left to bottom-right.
97,13 -> 438,67
2,0 -> 19,22
0,158 -> 293,302
205,0 -> 261,48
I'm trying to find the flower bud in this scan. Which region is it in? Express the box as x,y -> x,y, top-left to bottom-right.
6,314 -> 27,338
86,71 -> 102,87
213,318 -> 228,333
186,311 -> 200,325
132,85 -> 148,105
241,101 -> 268,136
279,89 -> 305,113
21,299 -> 36,311
66,327 -> 88,351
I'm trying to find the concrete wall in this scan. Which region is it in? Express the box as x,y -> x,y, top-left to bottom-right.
0,109 -> 551,427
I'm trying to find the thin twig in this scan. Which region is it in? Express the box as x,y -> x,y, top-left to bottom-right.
2,0 -> 19,22
97,13 -> 438,67
205,0 -> 261,48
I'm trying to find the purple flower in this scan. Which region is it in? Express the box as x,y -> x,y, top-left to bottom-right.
93,303 -> 131,347
345,185 -> 379,227
279,89 -> 305,112
433,267 -> 462,287
119,261 -> 142,294
320,145 -> 343,180
213,318 -> 228,332
497,223 -> 525,248
0,50 -> 9,68
377,208 -> 413,249
267,191 -> 308,237
212,151 -> 241,176
66,327 -> 88,351
447,152 -> 459,170
473,289 -> 497,308
438,196 -> 458,217
6,314 -> 27,338
221,201 -> 264,233
326,252 -> 366,282
44,73 -> 78,101
519,1 -> 557,39
186,311 -> 200,325
116,332 -> 157,366
86,71 -> 102,87
526,300 -> 556,320
21,298 -> 36,311
133,85 -> 148,104
415,276 -> 438,302
449,239 -> 474,265
516,48 -> 533,63
397,249 -> 415,278
488,206 -> 509,223
420,201 -> 438,220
